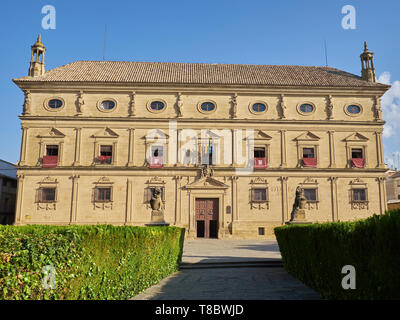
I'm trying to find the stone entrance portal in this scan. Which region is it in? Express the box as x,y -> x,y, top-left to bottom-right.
195,198 -> 219,238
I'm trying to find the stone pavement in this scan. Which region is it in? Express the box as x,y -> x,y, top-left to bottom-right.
181,239 -> 281,264
131,239 -> 321,300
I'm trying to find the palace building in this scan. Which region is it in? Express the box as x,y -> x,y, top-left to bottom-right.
12,35 -> 390,238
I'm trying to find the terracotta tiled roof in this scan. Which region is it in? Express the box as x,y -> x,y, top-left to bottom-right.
13,61 -> 389,88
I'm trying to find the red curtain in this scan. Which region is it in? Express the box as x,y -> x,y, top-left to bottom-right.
352,158 -> 365,168
254,157 -> 267,168
302,157 -> 317,167
42,155 -> 58,167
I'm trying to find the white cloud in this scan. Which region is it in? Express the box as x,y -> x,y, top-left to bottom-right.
378,72 -> 400,137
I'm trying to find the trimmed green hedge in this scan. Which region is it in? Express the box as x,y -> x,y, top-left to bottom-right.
274,210 -> 400,300
0,225 -> 185,300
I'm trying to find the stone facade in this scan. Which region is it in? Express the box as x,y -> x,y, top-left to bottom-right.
12,36 -> 390,239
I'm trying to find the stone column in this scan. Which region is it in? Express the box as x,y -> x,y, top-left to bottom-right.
14,174 -> 25,225
328,131 -> 336,168
73,128 -> 81,166
70,175 -> 80,224
231,129 -> 235,166
231,176 -> 239,222
37,141 -> 43,166
18,127 -> 28,166
174,176 -> 182,225
377,177 -> 386,215
280,130 -> 287,168
329,176 -> 338,221
127,128 -> 135,166
280,176 -> 288,223
125,178 -> 133,224
375,132 -> 384,168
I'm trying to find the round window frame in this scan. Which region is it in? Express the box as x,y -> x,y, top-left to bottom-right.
197,100 -> 217,115
248,101 -> 268,115
146,99 -> 167,114
344,103 -> 363,117
97,98 -> 118,113
44,97 -> 65,112
297,102 -> 316,116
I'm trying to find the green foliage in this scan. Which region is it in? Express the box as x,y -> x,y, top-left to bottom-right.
274,209 -> 400,300
0,225 -> 185,300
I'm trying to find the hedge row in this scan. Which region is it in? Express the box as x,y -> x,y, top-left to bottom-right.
274,210 -> 400,300
0,225 -> 185,300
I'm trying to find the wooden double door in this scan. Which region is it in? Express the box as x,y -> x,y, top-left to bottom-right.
195,198 -> 219,238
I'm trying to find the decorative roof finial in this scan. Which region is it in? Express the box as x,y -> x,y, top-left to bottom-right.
28,34 -> 46,76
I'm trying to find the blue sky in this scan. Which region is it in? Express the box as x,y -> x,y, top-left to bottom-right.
1,0 -> 399,167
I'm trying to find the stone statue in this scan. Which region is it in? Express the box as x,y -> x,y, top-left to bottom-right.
77,91 -> 85,114
279,94 -> 286,119
23,90 -> 31,115
327,95 -> 334,120
176,93 -> 183,117
230,93 -> 237,118
129,91 -> 136,117
150,188 -> 162,211
289,186 -> 307,222
374,96 -> 382,121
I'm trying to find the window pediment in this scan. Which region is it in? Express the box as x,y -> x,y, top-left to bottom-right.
244,130 -> 272,141
37,127 -> 65,139
294,131 -> 320,142
91,127 -> 119,139
343,132 -> 369,142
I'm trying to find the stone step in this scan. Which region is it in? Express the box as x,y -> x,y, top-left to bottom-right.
179,260 -> 283,269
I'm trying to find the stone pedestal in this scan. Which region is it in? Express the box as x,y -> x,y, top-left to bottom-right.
145,210 -> 169,226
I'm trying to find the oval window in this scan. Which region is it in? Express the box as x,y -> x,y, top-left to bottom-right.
252,103 -> 266,113
48,99 -> 63,109
101,100 -> 115,110
201,102 -> 215,112
300,104 -> 314,113
347,105 -> 361,114
150,101 -> 165,111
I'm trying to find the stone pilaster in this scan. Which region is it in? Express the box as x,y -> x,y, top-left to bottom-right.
14,174 -> 25,225
127,128 -> 135,166
328,130 -> 336,168
279,176 -> 288,223
70,175 -> 80,223
329,176 -> 338,221
73,128 -> 81,166
280,130 -> 287,168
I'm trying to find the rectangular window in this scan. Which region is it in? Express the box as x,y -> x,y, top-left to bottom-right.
303,188 -> 317,201
254,147 -> 267,169
94,187 -> 112,202
351,148 -> 363,159
352,188 -> 367,201
201,142 -> 215,165
42,145 -> 59,167
254,147 -> 265,158
37,187 -> 56,202
303,148 -> 315,158
46,145 -> 59,156
99,145 -> 112,164
258,227 -> 265,236
150,146 -> 164,168
252,188 -> 268,202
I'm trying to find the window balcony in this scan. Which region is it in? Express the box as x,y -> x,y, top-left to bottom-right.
302,157 -> 317,168
42,155 -> 58,168
149,156 -> 163,168
254,157 -> 267,169
351,158 -> 365,168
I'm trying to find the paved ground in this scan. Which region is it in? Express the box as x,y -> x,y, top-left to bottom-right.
131,239 -> 321,300
182,239 -> 281,264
